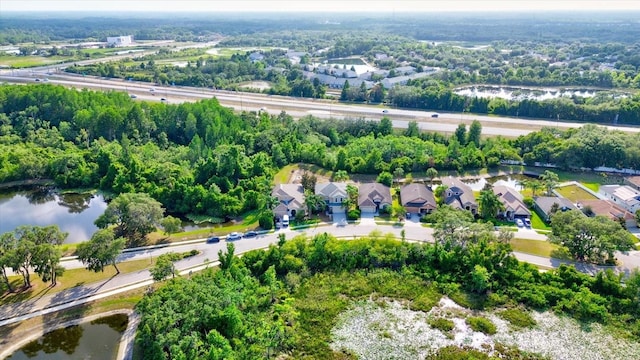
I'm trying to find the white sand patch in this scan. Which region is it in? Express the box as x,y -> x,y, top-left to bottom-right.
330,297 -> 640,360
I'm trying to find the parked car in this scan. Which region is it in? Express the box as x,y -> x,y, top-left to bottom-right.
524,218 -> 532,228
226,232 -> 242,241
244,231 -> 258,238
282,215 -> 290,227
206,236 -> 220,243
515,218 -> 524,227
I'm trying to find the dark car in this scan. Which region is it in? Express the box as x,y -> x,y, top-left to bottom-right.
431,113 -> 439,118
244,231 -> 258,238
206,236 -> 220,243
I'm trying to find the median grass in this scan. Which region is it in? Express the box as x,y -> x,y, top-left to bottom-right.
510,238 -> 560,258
0,258 -> 154,306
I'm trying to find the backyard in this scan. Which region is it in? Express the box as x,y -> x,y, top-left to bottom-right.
555,184 -> 599,202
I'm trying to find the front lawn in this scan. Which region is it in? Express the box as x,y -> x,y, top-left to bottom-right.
530,210 -> 551,230
510,238 -> 560,258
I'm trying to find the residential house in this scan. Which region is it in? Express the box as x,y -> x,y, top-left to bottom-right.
440,176 -> 478,215
624,176 -> 640,191
248,52 -> 264,62
400,183 -> 436,215
380,72 -> 433,89
578,199 -> 636,228
493,185 -> 530,221
272,184 -> 306,220
315,182 -> 348,215
358,183 -> 392,215
599,185 -> 640,214
533,196 -> 578,222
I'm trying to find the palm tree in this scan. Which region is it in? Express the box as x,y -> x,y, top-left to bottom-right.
478,190 -> 504,220
426,167 -> 438,188
529,180 -> 543,197
540,170 -> 559,196
304,191 -> 325,216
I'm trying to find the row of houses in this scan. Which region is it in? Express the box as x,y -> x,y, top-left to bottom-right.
271,176 -> 532,222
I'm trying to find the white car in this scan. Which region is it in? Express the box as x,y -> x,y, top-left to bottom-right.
226,232 -> 242,241
515,218 -> 524,227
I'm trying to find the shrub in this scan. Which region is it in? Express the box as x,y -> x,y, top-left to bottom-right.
347,209 -> 361,220
429,317 -> 455,332
466,316 -> 497,335
498,308 -> 537,329
258,211 -> 274,230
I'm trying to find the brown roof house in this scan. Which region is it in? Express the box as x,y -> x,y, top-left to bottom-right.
358,183 -> 392,215
624,176 -> 640,191
400,183 -> 436,215
493,185 -> 530,221
441,176 -> 478,215
578,199 -> 636,228
272,184 -> 306,220
533,196 -> 578,222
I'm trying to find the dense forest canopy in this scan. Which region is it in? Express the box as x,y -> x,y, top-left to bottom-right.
2,84 -> 640,222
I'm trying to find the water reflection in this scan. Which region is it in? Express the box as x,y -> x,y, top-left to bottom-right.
0,189 -> 107,243
462,174 -> 538,191
7,314 -> 127,360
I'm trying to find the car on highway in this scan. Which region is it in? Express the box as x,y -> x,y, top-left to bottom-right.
206,236 -> 220,243
226,232 -> 242,241
130,94 -> 137,98
149,88 -> 155,92
382,109 -> 389,114
34,78 -> 40,82
524,218 -> 532,228
243,231 -> 258,238
160,98 -> 167,101
515,218 -> 524,227
431,113 -> 439,118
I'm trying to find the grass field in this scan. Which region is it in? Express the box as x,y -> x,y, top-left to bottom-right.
510,238 -> 561,258
0,258 -> 154,306
555,184 -> 599,202
0,55 -> 69,68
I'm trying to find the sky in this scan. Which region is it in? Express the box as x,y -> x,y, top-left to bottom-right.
3,0 -> 640,13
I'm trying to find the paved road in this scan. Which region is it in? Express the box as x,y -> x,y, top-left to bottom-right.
2,221 -> 639,329
2,71 -> 640,138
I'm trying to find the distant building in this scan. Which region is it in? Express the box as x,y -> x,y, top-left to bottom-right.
107,35 -> 133,47
599,185 -> 640,214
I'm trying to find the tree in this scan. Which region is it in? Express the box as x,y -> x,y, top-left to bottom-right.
300,172 -> 317,192
426,167 -> 438,187
343,184 -> 359,211
377,171 -> 393,186
529,180 -> 543,197
333,170 -> 349,182
467,120 -> 482,147
19,225 -> 67,286
304,191 -> 325,216
150,252 -> 180,281
393,167 -> 405,184
160,215 -> 182,235
218,243 -> 235,271
455,124 -> 467,145
550,210 -> 635,264
76,229 -> 126,273
540,170 -> 559,196
95,192 -> 165,247
478,190 -> 504,220
0,232 -> 17,292
340,80 -> 350,101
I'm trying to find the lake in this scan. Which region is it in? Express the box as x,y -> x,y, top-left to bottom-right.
454,85 -> 602,101
0,189 -> 107,243
462,174 -> 538,191
6,313 -> 128,360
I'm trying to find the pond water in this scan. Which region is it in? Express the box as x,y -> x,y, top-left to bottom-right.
454,85 -> 600,101
6,313 -> 128,360
0,189 -> 107,243
462,174 -> 538,192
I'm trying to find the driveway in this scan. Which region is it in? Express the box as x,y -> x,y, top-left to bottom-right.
360,212 -> 376,226
332,211 -> 347,225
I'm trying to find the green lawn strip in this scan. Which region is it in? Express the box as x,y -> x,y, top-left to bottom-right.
0,258 -> 154,306
529,210 -> 551,230
510,238 -> 560,258
555,184 -> 599,202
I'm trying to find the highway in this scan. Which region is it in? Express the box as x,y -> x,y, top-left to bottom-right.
2,68 -> 640,138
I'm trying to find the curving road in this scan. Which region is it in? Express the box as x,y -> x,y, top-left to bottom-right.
1,220 -> 639,330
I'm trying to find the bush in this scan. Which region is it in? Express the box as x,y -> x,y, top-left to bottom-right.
498,308 -> 537,329
466,316 -> 497,335
258,211 -> 274,230
429,317 -> 455,332
347,209 -> 361,220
